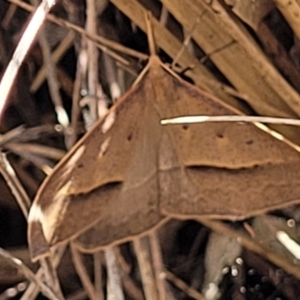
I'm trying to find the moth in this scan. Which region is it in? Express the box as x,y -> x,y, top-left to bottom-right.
28,19 -> 300,262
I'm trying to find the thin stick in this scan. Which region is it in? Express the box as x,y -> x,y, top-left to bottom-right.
133,238 -> 158,300
30,31 -> 75,92
71,244 -> 98,300
105,247 -> 125,300
21,242 -> 67,300
0,153 -> 31,217
149,232 -> 167,300
93,252 -> 104,300
171,18 -> 199,69
40,258 -> 65,300
0,0 -> 56,120
161,115 -> 300,126
37,28 -> 69,128
165,271 -> 205,300
8,0 -> 148,60
0,248 -> 60,300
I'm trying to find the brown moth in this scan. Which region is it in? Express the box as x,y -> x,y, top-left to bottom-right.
28,17 -> 300,261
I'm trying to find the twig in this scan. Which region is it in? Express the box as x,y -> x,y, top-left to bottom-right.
0,153 -> 31,217
0,248 -> 60,300
93,252 -> 104,300
21,245 -> 66,300
133,237 -> 158,300
7,0 -> 148,61
30,31 -> 75,92
105,247 -> 125,300
40,258 -> 65,300
149,232 -> 168,300
0,0 -> 56,120
70,244 -> 98,300
161,115 -> 300,126
165,270 -> 205,300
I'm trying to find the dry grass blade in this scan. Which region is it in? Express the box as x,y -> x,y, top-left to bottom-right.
164,271 -> 205,300
70,245 -> 98,300
133,238 -> 158,300
0,153 -> 31,217
0,0 -> 56,119
6,143 -> 65,160
105,247 -> 125,300
0,248 -> 60,300
161,115 -> 300,126
30,31 -> 75,92
7,0 -> 148,61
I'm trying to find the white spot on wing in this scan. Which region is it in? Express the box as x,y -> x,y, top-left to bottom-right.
98,137 -> 111,159
42,181 -> 72,242
102,111 -> 116,134
29,181 -> 72,243
28,203 -> 44,223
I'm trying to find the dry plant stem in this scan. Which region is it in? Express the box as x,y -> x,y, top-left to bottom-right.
37,30 -> 69,128
109,0 -> 247,113
40,258 -> 65,300
85,0 -> 100,123
1,3 -> 17,28
104,247 -> 125,300
201,0 -> 300,116
171,18 -> 199,69
31,31 -> 75,92
70,49 -> 85,147
274,0 -> 300,41
86,0 -> 98,97
0,125 -> 25,145
9,0 -> 245,112
6,142 -> 65,160
0,153 -> 30,217
103,52 -> 121,102
197,218 -> 300,280
93,252 -> 104,300
0,151 -> 63,299
161,115 -> 300,126
121,274 -> 145,300
133,237 -> 158,300
7,0 -> 148,61
21,245 -> 66,300
0,248 -> 59,300
149,232 -> 167,300
113,248 -> 144,300
70,244 -> 98,300
0,0 -> 56,120
164,271 -> 205,300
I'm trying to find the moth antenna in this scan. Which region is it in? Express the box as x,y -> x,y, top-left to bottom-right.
145,12 -> 156,56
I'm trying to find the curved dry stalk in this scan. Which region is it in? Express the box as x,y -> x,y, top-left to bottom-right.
0,0 -> 56,120
0,248 -> 60,300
